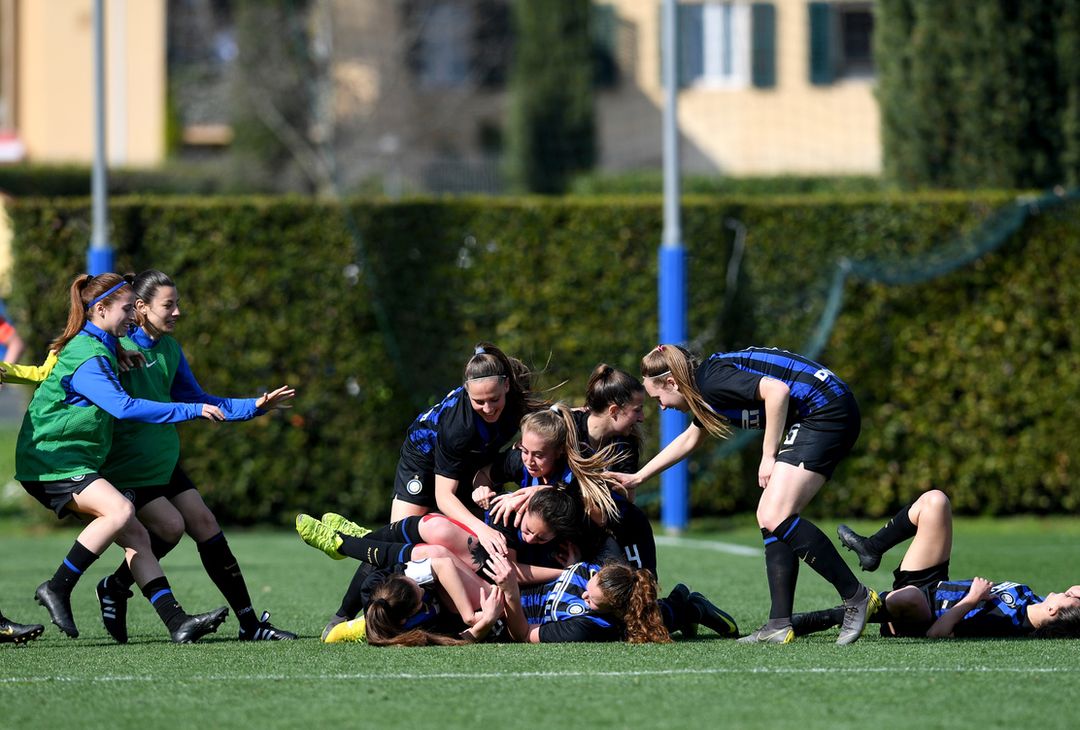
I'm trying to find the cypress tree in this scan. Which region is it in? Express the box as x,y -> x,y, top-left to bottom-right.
505,0 -> 596,194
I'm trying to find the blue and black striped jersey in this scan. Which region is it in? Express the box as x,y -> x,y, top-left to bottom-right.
400,386 -> 523,481
695,347 -> 852,429
929,580 -> 1041,637
519,562 -> 623,643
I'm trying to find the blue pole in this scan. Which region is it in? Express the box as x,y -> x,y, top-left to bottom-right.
659,247 -> 689,533
659,0 -> 688,533
88,0 -> 112,275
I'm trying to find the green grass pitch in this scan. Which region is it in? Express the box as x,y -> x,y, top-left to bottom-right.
2,516 -> 1079,730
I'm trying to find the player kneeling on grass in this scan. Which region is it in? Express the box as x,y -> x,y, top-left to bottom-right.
791,489 -> 1080,639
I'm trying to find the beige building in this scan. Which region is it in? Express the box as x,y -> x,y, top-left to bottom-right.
1,0 -> 166,167
1,0 -> 878,183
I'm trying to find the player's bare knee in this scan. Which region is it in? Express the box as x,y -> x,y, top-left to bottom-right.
184,508 -> 220,541
150,513 -> 185,544
921,489 -> 951,518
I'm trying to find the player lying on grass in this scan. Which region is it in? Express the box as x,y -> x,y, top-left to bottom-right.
474,400 -> 737,638
323,343 -> 544,639
296,510 -> 731,644
791,489 -> 1080,639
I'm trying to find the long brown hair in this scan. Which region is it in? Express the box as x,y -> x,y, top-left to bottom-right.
594,563 -> 671,644
49,273 -> 134,353
520,404 -> 620,524
365,574 -> 466,647
640,344 -> 733,439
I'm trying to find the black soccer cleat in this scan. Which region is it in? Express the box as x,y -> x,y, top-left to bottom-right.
96,577 -> 133,644
170,607 -> 229,644
689,592 -> 739,638
837,524 -> 882,572
791,607 -> 844,636
0,615 -> 45,645
665,583 -> 696,637
35,582 -> 78,638
238,611 -> 298,641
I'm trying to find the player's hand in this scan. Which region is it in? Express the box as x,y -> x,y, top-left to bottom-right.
610,471 -> 643,492
483,551 -> 515,590
966,576 -> 993,603
472,486 -> 497,510
116,348 -> 146,372
553,540 -> 581,568
199,404 -> 226,421
256,385 -> 296,410
476,524 -> 508,559
489,490 -> 529,526
758,455 -> 777,489
477,585 -> 505,626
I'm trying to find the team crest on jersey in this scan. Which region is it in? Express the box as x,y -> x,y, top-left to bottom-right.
406,478 -> 423,495
568,603 -> 586,615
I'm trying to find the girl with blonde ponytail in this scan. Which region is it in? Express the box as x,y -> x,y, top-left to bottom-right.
619,344 -> 877,646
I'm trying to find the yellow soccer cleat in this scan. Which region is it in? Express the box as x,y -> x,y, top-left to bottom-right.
320,513 -> 372,539
323,615 -> 366,644
295,514 -> 345,559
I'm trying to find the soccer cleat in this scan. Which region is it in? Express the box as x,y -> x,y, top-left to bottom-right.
323,615 -> 367,644
96,577 -> 133,644
836,585 -> 881,646
170,606 -> 229,644
664,583 -> 696,637
791,607 -> 844,636
0,615 -> 45,644
321,615 -> 349,642
837,524 -> 882,572
238,611 -> 298,641
320,513 -> 371,539
689,592 -> 739,638
736,623 -> 795,644
35,582 -> 78,638
295,514 -> 345,559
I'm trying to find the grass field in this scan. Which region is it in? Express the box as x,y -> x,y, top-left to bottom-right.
2,515 -> 1079,730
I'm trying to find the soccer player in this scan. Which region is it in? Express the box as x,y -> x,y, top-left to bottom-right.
0,609 -> 44,644
93,270 -> 297,643
323,343 -> 543,639
791,489 -> 1080,639
614,345 -> 878,645
16,273 -> 228,642
0,298 -> 26,363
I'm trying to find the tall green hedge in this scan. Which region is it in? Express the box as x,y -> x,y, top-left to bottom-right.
7,194 -> 1078,523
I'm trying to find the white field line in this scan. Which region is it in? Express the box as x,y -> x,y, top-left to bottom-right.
654,535 -> 761,557
2,666 -> 1076,684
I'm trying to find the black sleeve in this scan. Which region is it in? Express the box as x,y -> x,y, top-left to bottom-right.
488,447 -> 524,486
537,616 -> 623,643
433,398 -> 474,480
609,438 -> 640,473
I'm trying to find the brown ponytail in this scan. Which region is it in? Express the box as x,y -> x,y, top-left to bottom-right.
49,272 -> 133,353
365,576 -> 467,647
594,563 -> 671,644
641,344 -> 733,439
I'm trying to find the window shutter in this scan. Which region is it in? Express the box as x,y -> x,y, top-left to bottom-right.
808,1 -> 834,85
751,2 -> 776,88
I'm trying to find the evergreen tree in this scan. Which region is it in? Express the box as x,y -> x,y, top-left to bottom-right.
506,0 -> 596,194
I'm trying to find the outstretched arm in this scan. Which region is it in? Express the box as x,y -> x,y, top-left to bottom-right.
611,423 -> 706,492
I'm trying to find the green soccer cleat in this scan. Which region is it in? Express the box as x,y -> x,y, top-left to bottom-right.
295,514 -> 345,559
320,513 -> 371,539
323,615 -> 366,644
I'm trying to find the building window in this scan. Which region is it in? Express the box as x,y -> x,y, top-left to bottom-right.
679,2 -> 752,88
416,1 -> 473,88
836,3 -> 874,78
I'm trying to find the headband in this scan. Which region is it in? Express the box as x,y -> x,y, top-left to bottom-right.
86,281 -> 130,310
